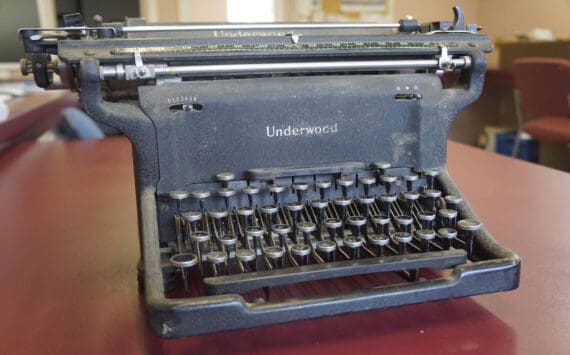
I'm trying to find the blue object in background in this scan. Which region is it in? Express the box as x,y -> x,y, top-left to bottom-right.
496,131 -> 538,162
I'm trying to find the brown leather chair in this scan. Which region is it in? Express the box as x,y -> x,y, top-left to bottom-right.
511,57 -> 570,162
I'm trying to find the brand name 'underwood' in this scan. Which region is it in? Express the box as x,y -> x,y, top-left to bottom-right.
266,123 -> 338,138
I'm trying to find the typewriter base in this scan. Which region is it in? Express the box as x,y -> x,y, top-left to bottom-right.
139,168 -> 520,338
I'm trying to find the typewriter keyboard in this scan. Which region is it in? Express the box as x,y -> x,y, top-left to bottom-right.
162,165 -> 481,299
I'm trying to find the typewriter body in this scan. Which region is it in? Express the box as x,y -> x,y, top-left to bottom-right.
20,7 -> 520,338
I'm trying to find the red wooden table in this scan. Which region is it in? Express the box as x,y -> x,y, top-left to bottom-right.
0,137 -> 568,355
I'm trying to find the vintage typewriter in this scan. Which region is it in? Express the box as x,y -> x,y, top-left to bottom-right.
19,7 -> 520,338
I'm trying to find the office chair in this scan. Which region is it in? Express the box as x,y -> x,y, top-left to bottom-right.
511,57 -> 570,162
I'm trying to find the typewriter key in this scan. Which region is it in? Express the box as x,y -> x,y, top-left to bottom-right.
379,193 -> 397,216
357,195 -> 375,219
241,185 -> 260,207
458,219 -> 482,255
372,213 -> 390,235
417,211 -> 436,230
438,227 -> 458,250
315,180 -> 332,200
402,191 -> 420,215
333,197 -> 352,224
220,234 -> 238,264
246,226 -> 265,270
169,190 -> 189,213
380,175 -> 398,194
422,189 -> 442,212
209,208 -> 229,237
422,168 -> 439,190
394,214 -> 413,233
310,199 -> 329,239
216,172 -> 235,188
261,204 -> 279,245
324,217 -> 343,241
264,246 -> 285,269
268,184 -> 286,205
343,236 -> 363,259
347,216 -> 367,241
373,162 -> 392,177
170,252 -> 198,292
359,176 -> 376,196
291,244 -> 311,266
369,234 -> 390,256
218,187 -> 236,209
189,231 -> 210,274
291,182 -> 309,203
402,173 -> 419,192
207,251 -> 228,276
316,240 -> 337,262
415,229 -> 436,252
444,194 -> 463,211
438,208 -> 458,229
236,249 -> 256,272
273,224 -> 292,249
336,177 -> 354,197
285,202 -> 304,238
297,221 -> 317,246
191,190 -> 211,211
393,231 -> 413,254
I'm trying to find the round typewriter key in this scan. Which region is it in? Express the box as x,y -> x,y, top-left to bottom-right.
347,216 -> 367,240
343,236 -> 363,259
357,195 -> 375,218
285,201 -> 304,238
237,206 -> 255,240
264,246 -> 285,269
268,184 -> 286,204
373,162 -> 392,177
169,190 -> 189,213
380,174 -> 398,194
170,252 -> 198,292
182,210 -> 202,233
402,173 -> 419,191
315,179 -> 332,200
372,213 -> 390,235
337,177 -> 354,197
316,240 -> 337,262
417,210 -> 436,230
439,208 -> 458,229
415,229 -> 436,252
291,243 -> 311,265
359,175 -> 376,195
458,219 -> 482,256
218,187 -> 236,209
220,234 -> 238,263
393,231 -> 413,254
394,214 -> 413,233
261,204 -> 280,244
236,249 -> 256,272
216,172 -> 235,183
246,226 -> 265,270
369,234 -> 390,256
191,190 -> 211,211
291,182 -> 309,202
333,196 -> 352,224
444,194 -> 463,211
324,217 -> 343,241
422,168 -> 439,189
379,193 -> 397,216
438,227 -> 458,250
209,208 -> 229,236
298,221 -> 317,245
273,224 -> 292,248
207,251 -> 228,276
402,191 -> 420,215
422,189 -> 442,212
310,199 -> 329,239
241,185 -> 260,207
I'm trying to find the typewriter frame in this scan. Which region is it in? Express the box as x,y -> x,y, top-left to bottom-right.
20,8 -> 520,337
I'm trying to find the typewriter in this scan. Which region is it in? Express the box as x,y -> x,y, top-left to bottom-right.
19,7 -> 520,338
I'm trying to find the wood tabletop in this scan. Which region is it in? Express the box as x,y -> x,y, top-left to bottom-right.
0,137 -> 568,355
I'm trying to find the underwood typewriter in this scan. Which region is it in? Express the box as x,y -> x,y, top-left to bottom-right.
20,7 -> 520,337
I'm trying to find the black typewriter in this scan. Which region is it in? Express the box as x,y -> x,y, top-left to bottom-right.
19,7 -> 520,338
